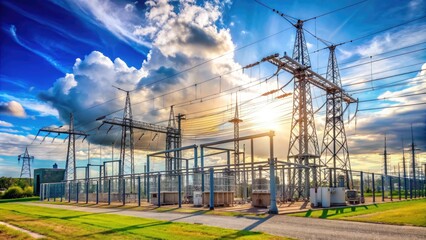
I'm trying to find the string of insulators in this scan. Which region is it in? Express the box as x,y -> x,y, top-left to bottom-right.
276,92 -> 292,99
261,89 -> 280,96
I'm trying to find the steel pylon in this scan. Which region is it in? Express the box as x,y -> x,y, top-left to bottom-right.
321,46 -> 352,189
229,95 -> 242,189
66,113 -> 77,181
120,90 -> 135,190
18,147 -> 34,183
166,106 -> 179,173
288,21 -> 321,199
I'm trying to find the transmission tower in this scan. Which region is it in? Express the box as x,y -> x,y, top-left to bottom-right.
229,94 -> 243,187
118,88 -> 135,191
166,106 -> 180,173
35,113 -> 88,181
18,147 -> 34,183
321,45 -> 353,189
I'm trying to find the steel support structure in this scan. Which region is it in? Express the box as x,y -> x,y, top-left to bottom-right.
321,46 -> 353,189
18,147 -> 34,183
229,95 -> 242,194
35,113 -> 88,181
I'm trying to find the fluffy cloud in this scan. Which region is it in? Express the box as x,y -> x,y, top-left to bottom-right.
39,0 -> 247,149
0,101 -> 26,117
0,120 -> 13,127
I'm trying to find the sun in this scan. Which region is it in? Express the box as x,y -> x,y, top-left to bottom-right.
251,102 -> 283,131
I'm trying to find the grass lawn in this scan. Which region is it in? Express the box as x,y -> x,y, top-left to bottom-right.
0,197 -> 39,203
38,201 -> 269,218
0,203 -> 287,239
0,224 -> 33,240
289,199 -> 426,227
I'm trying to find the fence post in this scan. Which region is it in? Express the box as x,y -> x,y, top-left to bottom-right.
68,182 -> 71,202
381,175 -> 385,202
404,177 -> 407,199
138,176 -> 141,207
76,182 -> 79,203
178,174 -> 182,208
410,178 -> 413,199
209,168 -> 214,210
96,180 -> 99,204
40,184 -> 43,201
108,179 -> 111,205
360,171 -> 364,201
389,177 -> 393,201
86,181 -> 89,204
398,174 -> 401,200
372,173 -> 375,203
157,174 -> 161,207
122,178 -> 126,206
60,183 -> 63,202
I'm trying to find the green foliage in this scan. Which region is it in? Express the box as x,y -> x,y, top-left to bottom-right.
23,186 -> 33,197
2,186 -> 24,199
0,177 -> 31,189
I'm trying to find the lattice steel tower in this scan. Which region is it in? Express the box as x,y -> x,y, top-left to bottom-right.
35,113 -> 88,181
166,106 -> 179,173
18,147 -> 34,182
229,95 -> 242,186
119,89 -> 135,185
288,19 -> 321,199
321,45 -> 352,188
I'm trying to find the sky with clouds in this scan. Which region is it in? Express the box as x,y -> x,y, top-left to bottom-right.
0,0 -> 425,178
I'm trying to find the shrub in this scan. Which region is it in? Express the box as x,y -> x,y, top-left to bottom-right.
23,186 -> 33,197
3,186 -> 24,199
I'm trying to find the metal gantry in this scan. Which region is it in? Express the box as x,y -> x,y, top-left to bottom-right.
35,113 -> 88,181
18,147 -> 34,182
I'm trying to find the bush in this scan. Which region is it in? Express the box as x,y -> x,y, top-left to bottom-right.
23,186 -> 33,197
3,186 -> 24,199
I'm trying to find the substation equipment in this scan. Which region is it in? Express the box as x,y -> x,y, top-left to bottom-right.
36,4 -> 426,213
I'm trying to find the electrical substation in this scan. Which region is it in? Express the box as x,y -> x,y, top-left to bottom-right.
32,1 -> 426,215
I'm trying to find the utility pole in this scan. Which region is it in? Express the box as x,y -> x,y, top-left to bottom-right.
35,113 -> 88,181
18,147 -> 34,184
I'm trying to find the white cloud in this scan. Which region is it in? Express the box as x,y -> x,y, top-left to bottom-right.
0,100 -> 26,117
125,1 -> 138,12
55,0 -> 151,52
0,93 -> 58,117
0,120 -> 13,127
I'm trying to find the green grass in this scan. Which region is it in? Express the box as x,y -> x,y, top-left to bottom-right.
0,197 -> 39,203
39,201 -> 269,218
289,199 -> 426,227
0,203 -> 287,239
0,224 -> 34,240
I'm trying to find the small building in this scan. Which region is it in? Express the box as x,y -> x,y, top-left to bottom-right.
33,164 -> 65,196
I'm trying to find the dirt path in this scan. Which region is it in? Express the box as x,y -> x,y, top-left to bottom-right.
0,221 -> 45,239
23,202 -> 426,240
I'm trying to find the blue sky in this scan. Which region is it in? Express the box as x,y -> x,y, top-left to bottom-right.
0,0 -> 425,177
